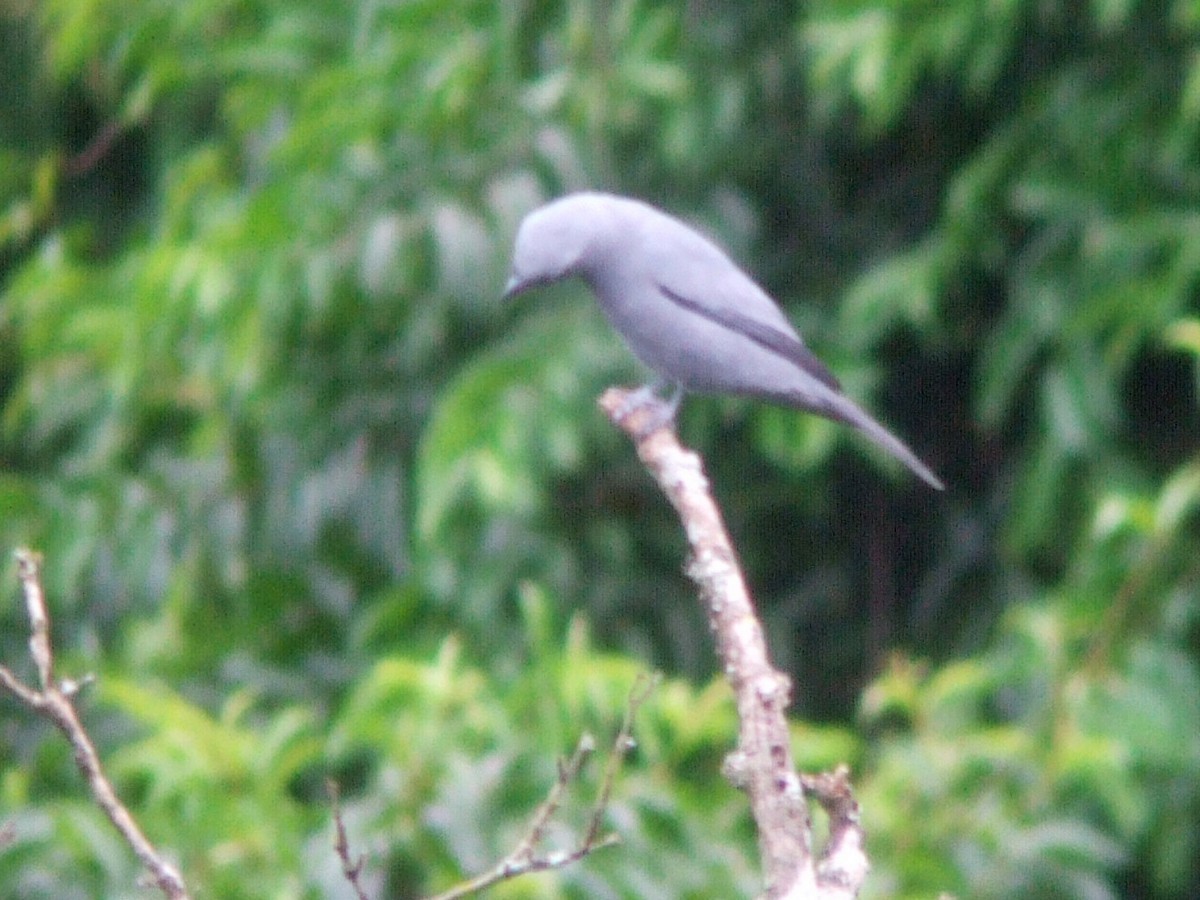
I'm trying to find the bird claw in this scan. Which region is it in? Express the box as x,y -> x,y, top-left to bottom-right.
611,383 -> 681,439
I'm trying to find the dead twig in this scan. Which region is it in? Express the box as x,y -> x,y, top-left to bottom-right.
0,549 -> 190,900
416,674 -> 655,900
328,780 -> 371,900
802,766 -> 869,899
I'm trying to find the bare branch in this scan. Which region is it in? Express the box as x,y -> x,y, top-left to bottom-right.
802,766 -> 869,899
419,675 -> 654,900
1,549 -> 191,900
17,551 -> 54,688
601,388 -> 870,899
582,671 -> 657,848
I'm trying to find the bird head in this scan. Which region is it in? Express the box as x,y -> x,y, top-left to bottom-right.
503,193 -> 614,298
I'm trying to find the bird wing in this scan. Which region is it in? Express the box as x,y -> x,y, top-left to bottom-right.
656,284 -> 842,391
640,212 -> 841,391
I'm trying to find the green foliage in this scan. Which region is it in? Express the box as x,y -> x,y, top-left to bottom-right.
2,0 -> 1199,897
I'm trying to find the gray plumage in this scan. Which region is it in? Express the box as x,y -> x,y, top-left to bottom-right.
504,191 -> 943,490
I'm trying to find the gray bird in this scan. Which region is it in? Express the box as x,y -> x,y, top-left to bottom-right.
504,192 -> 943,490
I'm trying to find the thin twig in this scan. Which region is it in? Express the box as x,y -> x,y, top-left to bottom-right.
420,675 -> 654,900
582,671 -> 657,847
328,780 -> 371,900
1,549 -> 191,900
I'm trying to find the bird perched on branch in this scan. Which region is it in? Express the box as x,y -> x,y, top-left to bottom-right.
504,191 -> 943,490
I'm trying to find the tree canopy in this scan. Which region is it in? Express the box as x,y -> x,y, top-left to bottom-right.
1,1 -> 1198,897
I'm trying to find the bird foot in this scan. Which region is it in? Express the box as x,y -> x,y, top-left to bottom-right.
606,384 -> 680,439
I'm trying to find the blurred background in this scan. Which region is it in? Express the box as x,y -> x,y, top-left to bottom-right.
1,1 -> 1198,897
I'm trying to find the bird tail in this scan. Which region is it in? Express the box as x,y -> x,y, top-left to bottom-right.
821,395 -> 944,490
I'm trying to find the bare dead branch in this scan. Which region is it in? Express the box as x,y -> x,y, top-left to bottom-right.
600,387 -> 870,899
1,549 -> 191,900
418,674 -> 654,900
